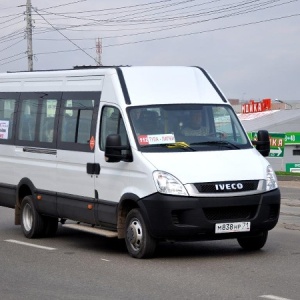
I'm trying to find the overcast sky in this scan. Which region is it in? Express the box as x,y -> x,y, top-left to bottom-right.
0,0 -> 299,102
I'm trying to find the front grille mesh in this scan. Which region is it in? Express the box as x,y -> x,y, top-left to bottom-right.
203,205 -> 257,221
194,180 -> 259,193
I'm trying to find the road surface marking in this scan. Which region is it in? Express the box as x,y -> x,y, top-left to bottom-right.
260,295 -> 293,300
5,239 -> 56,250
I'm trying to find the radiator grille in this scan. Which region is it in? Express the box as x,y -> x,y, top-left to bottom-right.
203,205 -> 257,221
194,180 -> 259,193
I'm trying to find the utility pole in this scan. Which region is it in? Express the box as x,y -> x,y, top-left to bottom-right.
95,38 -> 102,66
26,0 -> 33,71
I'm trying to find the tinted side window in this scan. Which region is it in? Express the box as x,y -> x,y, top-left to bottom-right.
18,99 -> 38,141
38,99 -> 58,143
16,92 -> 60,147
100,106 -> 129,150
58,92 -> 100,152
0,93 -> 18,143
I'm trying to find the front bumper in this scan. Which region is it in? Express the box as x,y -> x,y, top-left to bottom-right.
138,188 -> 281,241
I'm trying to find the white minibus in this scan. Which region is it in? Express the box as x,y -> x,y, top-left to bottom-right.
0,66 -> 280,258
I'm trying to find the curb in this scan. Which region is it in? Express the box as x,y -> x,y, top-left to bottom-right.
277,175 -> 300,182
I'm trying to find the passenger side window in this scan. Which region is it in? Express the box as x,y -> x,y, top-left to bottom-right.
16,93 -> 60,146
58,92 -> 100,152
0,94 -> 17,142
18,99 -> 38,141
61,100 -> 93,144
100,106 -> 129,150
39,99 -> 58,143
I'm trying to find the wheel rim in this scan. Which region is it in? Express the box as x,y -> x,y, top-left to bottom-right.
126,218 -> 143,252
22,203 -> 33,232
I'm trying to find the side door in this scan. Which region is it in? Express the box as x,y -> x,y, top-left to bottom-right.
14,92 -> 61,216
0,92 -> 19,208
94,105 -> 131,226
56,91 -> 100,224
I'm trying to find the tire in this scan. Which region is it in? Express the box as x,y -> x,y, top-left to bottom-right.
237,231 -> 268,251
125,209 -> 157,259
20,196 -> 45,238
44,217 -> 58,237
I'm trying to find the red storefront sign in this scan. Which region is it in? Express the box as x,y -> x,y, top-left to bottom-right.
241,98 -> 271,114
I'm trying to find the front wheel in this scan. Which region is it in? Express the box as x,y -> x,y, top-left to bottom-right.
237,231 -> 268,251
21,196 -> 45,238
125,209 -> 157,259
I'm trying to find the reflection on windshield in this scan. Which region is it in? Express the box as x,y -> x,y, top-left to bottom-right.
129,104 -> 250,151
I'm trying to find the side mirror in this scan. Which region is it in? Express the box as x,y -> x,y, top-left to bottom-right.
252,130 -> 270,157
105,134 -> 132,162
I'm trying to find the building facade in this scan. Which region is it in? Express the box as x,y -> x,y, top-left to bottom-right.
231,99 -> 300,172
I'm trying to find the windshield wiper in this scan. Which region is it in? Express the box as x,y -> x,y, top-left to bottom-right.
141,142 -> 196,151
190,140 -> 241,149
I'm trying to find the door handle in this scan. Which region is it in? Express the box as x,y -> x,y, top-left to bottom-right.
86,163 -> 100,175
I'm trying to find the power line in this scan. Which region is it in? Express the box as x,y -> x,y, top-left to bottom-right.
0,14 -> 23,25
31,0 -> 297,31
0,29 -> 24,43
14,12 -> 299,59
31,0 -> 299,42
0,0 -> 299,68
0,39 -> 24,54
33,7 -> 97,64
39,0 -> 175,15
34,0 -> 290,24
41,0 -> 88,10
102,13 -> 300,47
0,55 -> 27,67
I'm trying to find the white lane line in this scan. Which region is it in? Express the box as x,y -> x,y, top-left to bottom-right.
5,239 -> 56,251
101,258 -> 110,262
260,295 -> 293,300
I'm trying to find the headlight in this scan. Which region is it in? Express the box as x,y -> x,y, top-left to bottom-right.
266,165 -> 278,191
153,171 -> 188,196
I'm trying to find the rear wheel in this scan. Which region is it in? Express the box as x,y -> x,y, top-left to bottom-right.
21,196 -> 45,238
125,209 -> 156,259
237,231 -> 268,251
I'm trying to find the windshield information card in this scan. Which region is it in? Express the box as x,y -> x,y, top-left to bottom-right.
138,134 -> 176,146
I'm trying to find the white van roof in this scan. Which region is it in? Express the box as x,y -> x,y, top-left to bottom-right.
0,66 -> 228,106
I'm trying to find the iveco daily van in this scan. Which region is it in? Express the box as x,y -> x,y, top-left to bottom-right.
0,66 -> 280,258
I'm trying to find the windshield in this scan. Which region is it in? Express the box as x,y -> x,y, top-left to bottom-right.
128,104 -> 251,152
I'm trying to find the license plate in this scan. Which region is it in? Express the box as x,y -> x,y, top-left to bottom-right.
215,222 -> 251,234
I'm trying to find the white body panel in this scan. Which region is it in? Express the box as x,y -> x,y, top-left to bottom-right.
141,148 -> 268,184
0,66 -> 278,235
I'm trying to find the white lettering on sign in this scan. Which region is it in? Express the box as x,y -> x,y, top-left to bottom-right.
138,134 -> 175,146
270,138 -> 283,147
215,183 -> 243,191
241,99 -> 271,114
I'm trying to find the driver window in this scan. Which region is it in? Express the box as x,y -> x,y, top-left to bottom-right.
100,106 -> 129,150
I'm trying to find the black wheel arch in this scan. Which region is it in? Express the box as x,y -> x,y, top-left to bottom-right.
117,192 -> 146,239
15,178 -> 36,225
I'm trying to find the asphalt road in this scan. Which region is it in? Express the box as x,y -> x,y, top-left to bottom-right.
0,181 -> 299,300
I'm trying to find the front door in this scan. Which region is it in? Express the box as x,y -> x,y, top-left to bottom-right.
94,105 -> 131,226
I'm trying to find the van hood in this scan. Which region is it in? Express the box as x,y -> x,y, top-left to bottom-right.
141,149 -> 269,184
